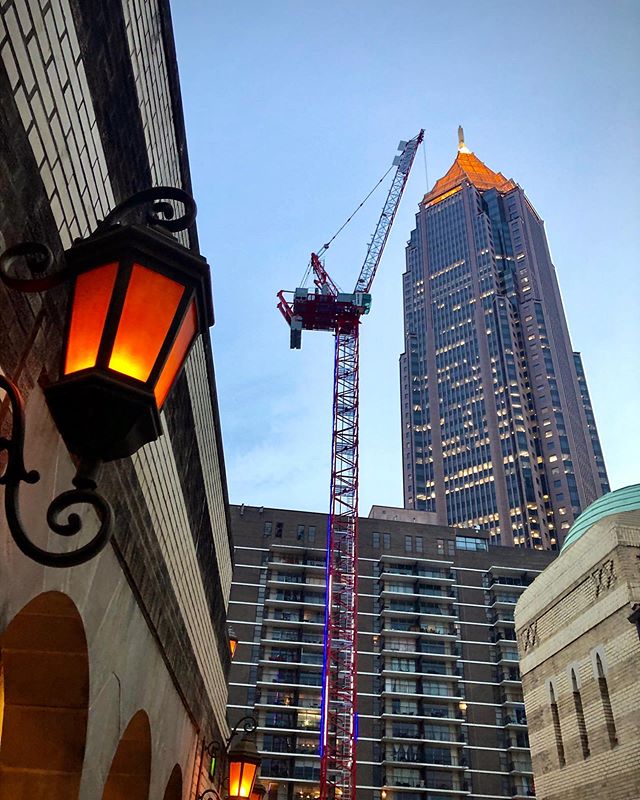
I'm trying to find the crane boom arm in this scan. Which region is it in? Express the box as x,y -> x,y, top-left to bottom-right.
353,129 -> 424,294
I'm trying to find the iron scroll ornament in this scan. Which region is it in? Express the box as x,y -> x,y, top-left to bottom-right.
0,187 -> 197,568
197,716 -> 259,800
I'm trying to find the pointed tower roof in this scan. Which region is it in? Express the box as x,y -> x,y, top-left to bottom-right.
423,127 -> 516,206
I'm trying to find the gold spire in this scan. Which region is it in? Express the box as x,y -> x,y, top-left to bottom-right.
457,125 -> 471,154
422,132 -> 516,206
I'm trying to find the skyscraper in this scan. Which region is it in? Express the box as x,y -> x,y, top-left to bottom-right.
400,129 -> 609,549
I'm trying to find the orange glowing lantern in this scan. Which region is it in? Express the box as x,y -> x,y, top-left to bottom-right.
45,221 -> 213,461
229,626 -> 239,658
228,733 -> 261,800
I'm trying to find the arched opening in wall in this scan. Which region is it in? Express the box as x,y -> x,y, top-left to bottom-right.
102,709 -> 151,800
0,591 -> 89,799
595,654 -> 618,748
571,668 -> 590,759
162,764 -> 183,800
549,682 -> 565,767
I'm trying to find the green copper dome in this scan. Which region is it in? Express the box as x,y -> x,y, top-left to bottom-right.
560,484 -> 640,553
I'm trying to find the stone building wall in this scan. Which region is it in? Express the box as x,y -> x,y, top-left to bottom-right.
0,1 -> 231,797
515,512 -> 640,800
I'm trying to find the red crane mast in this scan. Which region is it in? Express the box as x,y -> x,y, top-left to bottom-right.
277,130 -> 424,800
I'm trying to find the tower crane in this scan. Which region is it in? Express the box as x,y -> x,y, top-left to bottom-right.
276,130 -> 424,800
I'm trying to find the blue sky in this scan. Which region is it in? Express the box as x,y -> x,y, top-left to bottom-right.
172,0 -> 639,513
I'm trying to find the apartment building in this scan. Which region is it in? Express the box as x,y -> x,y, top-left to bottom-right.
227,505 -> 555,800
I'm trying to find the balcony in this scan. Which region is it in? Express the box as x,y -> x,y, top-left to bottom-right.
264,612 -> 325,628
379,561 -> 455,583
382,706 -> 464,724
489,629 -> 518,643
385,775 -> 470,794
501,693 -> 525,706
384,687 -> 464,703
486,594 -> 521,608
494,648 -> 520,665
268,591 -> 325,606
508,759 -> 533,775
379,644 -> 458,661
504,713 -> 528,727
270,547 -> 325,569
258,672 -> 323,689
385,729 -> 465,745
269,572 -> 305,584
485,572 -> 534,589
488,611 -> 516,625
503,733 -> 530,749
497,668 -> 522,684
384,753 -> 468,770
388,622 -> 459,637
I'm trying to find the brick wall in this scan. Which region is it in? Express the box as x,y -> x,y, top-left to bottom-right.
0,0 -> 231,743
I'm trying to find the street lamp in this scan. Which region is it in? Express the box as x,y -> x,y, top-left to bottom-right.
229,626 -> 239,658
197,716 -> 262,800
0,187 -> 213,567
228,732 -> 261,800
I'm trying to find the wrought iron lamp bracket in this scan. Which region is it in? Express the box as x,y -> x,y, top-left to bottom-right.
96,185 -> 196,233
0,187 -> 196,568
206,714 -> 258,757
196,716 -> 259,800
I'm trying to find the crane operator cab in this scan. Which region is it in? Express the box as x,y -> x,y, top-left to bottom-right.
286,287 -> 372,349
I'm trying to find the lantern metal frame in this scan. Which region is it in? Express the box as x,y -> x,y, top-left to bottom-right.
0,187 -> 211,568
197,715 -> 261,800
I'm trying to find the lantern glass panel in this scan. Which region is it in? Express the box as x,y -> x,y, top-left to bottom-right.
154,298 -> 197,407
229,760 -> 258,799
65,262 -> 118,374
109,264 -> 184,382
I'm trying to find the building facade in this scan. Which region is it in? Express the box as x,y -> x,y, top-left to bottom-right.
515,485 -> 640,800
0,2 -> 233,798
400,129 -> 609,549
227,505 -> 556,800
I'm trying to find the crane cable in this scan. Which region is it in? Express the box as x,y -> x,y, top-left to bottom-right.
300,163 -> 395,288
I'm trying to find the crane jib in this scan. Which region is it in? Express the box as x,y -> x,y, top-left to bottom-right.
354,130 -> 424,295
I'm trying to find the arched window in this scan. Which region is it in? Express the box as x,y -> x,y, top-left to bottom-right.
571,668 -> 590,759
102,710 -> 151,800
0,592 -> 89,800
595,654 -> 617,748
162,764 -> 183,800
549,682 -> 565,767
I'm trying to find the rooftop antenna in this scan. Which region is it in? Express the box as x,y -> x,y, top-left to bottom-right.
458,125 -> 471,154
